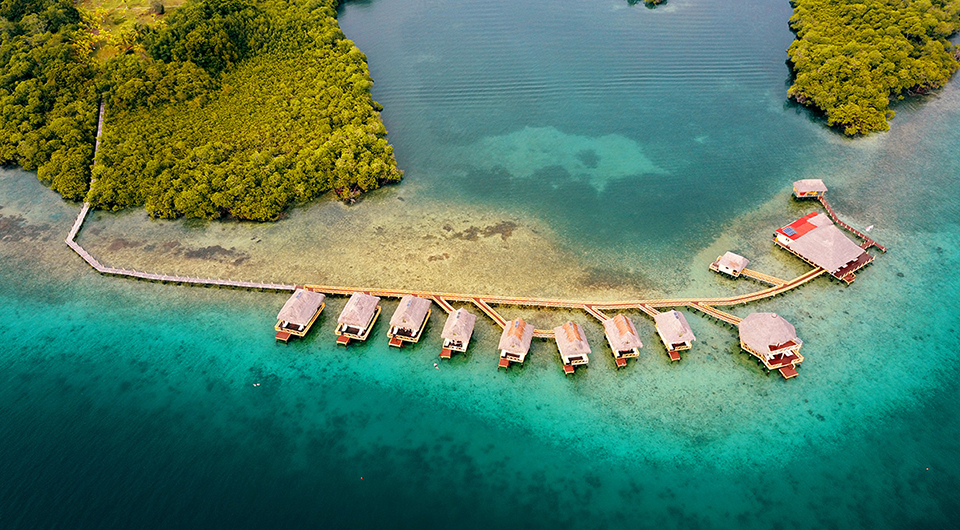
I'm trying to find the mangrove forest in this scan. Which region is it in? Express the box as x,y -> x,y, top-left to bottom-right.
788,0 -> 960,135
1,0 -> 402,221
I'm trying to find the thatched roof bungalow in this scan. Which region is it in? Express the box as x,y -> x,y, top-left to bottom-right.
440,308 -> 477,356
738,312 -> 804,378
603,314 -> 642,366
654,310 -> 695,360
498,318 -> 534,367
710,251 -> 750,278
275,289 -> 326,341
793,179 -> 827,198
336,292 -> 382,344
387,295 -> 432,346
554,321 -> 591,373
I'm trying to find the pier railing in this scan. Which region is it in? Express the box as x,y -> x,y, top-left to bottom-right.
818,195 -> 886,252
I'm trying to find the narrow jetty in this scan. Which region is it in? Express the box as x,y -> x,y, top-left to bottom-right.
818,195 -> 886,252
738,268 -> 787,287
63,115 -> 882,382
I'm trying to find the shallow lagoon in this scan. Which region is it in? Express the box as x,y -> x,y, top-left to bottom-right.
2,0 -> 959,527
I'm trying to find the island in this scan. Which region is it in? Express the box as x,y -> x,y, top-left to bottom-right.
787,0 -> 960,135
0,0 -> 402,220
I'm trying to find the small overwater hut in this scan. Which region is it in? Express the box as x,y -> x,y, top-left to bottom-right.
498,318 -> 534,369
336,292 -> 382,345
440,308 -> 477,358
387,295 -> 432,348
653,310 -> 696,361
274,288 -> 326,342
710,251 -> 750,278
775,212 -> 873,283
738,312 -> 804,379
554,321 -> 590,374
792,179 -> 827,198
602,314 -> 642,367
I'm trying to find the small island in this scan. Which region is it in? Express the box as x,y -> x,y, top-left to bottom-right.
787,0 -> 960,136
0,0 -> 402,221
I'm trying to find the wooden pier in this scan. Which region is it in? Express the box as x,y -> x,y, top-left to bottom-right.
817,195 -> 886,252
61,103 -> 880,379
738,268 -> 786,287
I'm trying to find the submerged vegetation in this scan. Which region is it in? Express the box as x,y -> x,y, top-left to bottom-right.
788,0 -> 960,135
0,0 -> 401,221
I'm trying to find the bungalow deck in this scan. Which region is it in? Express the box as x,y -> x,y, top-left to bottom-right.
440,338 -> 469,358
741,342 -> 805,378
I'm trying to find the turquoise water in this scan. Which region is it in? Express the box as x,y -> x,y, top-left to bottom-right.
3,0 -> 960,527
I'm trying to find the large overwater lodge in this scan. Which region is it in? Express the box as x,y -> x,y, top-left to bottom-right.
335,292 -> 382,345
603,314 -> 643,367
738,312 -> 803,379
654,310 -> 696,361
274,288 -> 326,342
554,321 -> 590,374
440,308 -> 477,358
387,295 -> 432,348
498,318 -> 534,369
775,212 -> 873,283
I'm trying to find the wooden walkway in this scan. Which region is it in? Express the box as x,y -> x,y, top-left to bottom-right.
583,305 -> 609,322
690,302 -> 742,326
67,183 -> 830,340
62,100 -> 851,350
739,268 -> 786,287
818,195 -> 886,252
65,101 -> 296,292
298,266 -> 825,333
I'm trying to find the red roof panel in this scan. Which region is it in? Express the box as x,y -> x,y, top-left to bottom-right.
776,212 -> 820,240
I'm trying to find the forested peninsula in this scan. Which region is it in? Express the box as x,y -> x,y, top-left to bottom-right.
788,0 -> 960,136
1,0 -> 402,221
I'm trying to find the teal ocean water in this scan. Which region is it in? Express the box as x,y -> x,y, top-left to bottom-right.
2,0 -> 960,528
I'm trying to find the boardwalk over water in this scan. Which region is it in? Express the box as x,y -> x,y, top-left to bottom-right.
63,101 -> 874,341
818,195 -> 887,252
64,198 -> 829,339
65,191 -> 827,337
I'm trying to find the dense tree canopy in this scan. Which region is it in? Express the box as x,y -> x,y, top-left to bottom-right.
1,0 -> 402,220
0,0 -> 99,200
788,0 -> 960,135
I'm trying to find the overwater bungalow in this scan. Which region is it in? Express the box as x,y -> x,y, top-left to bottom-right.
774,212 -> 873,283
498,318 -> 534,369
387,295 -> 432,348
602,314 -> 642,368
653,310 -> 696,361
738,312 -> 804,379
792,179 -> 827,198
335,292 -> 382,346
710,251 -> 750,278
554,321 -> 591,374
440,308 -> 477,358
274,288 -> 326,342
